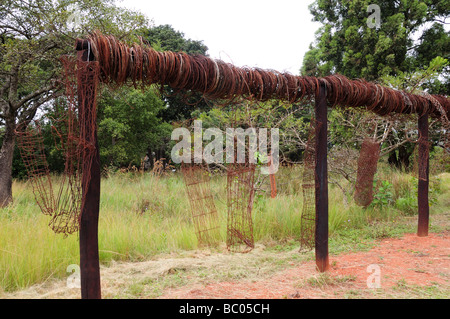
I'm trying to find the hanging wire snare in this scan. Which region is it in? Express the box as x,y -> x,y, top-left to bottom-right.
15,55 -> 99,236
299,118 -> 317,251
354,137 -> 381,207
226,163 -> 256,253
181,163 -> 221,246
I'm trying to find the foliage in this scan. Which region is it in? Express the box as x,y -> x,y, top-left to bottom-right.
0,0 -> 150,118
302,0 -> 449,92
97,86 -> 170,168
371,170 -> 442,214
0,0 -> 150,203
144,24 -> 208,55
193,99 -> 315,164
371,180 -> 394,208
381,56 -> 449,93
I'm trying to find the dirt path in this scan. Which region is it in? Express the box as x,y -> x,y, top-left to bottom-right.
3,231 -> 449,299
158,232 -> 449,299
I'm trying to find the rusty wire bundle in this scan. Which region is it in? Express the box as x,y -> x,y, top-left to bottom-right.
75,57 -> 101,215
181,163 -> 220,246
84,31 -> 449,120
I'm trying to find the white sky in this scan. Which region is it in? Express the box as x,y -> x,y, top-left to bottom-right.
118,0 -> 320,75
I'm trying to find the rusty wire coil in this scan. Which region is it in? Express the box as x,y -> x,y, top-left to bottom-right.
83,31 -> 449,120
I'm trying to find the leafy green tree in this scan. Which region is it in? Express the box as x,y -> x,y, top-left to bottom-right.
97,87 -> 171,169
302,0 -> 449,87
302,0 -> 449,171
0,0 -> 149,206
145,24 -> 208,55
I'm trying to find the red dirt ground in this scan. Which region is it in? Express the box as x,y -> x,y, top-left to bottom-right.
159,232 -> 449,299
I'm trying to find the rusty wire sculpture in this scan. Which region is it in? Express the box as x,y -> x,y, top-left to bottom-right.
16,30 -> 449,248
16,121 -> 82,235
418,91 -> 449,153
84,32 -> 449,119
11,31 -> 449,299
353,137 -> 381,207
181,163 -> 220,246
15,56 -> 99,236
299,119 -> 317,251
226,163 -> 256,252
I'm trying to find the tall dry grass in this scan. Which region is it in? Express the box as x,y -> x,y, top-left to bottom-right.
1,165 -> 448,293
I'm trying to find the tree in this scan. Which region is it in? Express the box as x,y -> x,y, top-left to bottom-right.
302,0 -> 449,84
97,86 -> 172,169
0,0 -> 149,206
145,24 -> 208,55
302,0 -> 449,171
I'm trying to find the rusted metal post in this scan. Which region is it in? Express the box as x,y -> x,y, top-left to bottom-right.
417,113 -> 429,237
314,80 -> 329,272
269,155 -> 277,198
76,39 -> 102,299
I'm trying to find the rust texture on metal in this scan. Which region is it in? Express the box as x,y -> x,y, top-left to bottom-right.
79,32 -> 449,121
14,57 -> 87,236
354,137 -> 381,207
181,163 -> 220,246
227,164 -> 256,253
76,46 -> 102,299
268,155 -> 277,198
299,118 -> 317,251
417,113 -> 430,237
314,81 -> 329,272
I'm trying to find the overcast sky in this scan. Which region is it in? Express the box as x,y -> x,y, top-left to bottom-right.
119,0 -> 320,75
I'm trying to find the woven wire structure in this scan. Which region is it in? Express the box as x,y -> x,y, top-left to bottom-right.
354,137 -> 381,207
226,163 -> 256,253
181,163 -> 220,246
416,120 -> 432,182
15,56 -> 99,236
75,58 -> 100,215
16,123 -> 59,220
299,119 -> 317,251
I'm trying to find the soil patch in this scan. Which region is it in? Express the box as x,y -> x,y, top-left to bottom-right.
4,231 -> 447,299
158,232 -> 449,299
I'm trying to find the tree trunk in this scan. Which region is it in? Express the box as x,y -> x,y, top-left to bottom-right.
147,146 -> 154,170
398,144 -> 414,172
388,150 -> 401,169
0,121 -> 16,207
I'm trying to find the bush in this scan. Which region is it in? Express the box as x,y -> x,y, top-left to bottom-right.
370,180 -> 394,208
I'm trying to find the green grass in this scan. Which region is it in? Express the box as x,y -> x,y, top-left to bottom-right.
0,165 -> 449,293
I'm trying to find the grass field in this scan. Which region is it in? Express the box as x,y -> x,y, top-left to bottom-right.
0,164 -> 449,295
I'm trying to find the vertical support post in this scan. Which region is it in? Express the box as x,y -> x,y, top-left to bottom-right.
315,80 -> 329,272
417,113 -> 429,237
269,155 -> 277,198
76,39 -> 101,299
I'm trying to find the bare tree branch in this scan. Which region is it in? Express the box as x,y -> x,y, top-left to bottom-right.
12,84 -> 58,111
